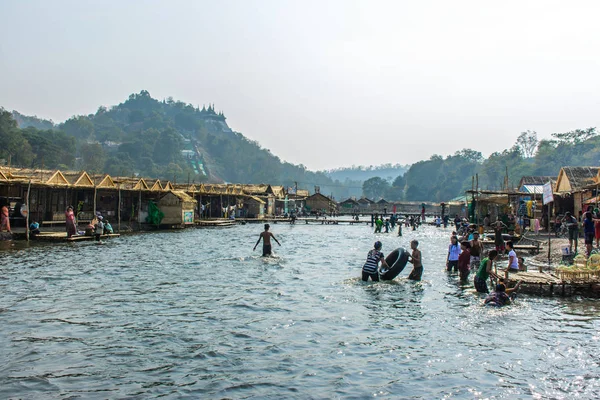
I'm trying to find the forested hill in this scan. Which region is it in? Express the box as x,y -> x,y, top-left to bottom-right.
3,92 -> 598,203
323,164 -> 409,183
1,91 -> 363,199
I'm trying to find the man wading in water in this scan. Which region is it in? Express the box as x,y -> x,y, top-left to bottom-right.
253,223 -> 281,256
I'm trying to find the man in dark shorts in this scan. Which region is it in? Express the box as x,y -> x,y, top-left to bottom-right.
583,211 -> 594,256
563,212 -> 579,254
253,223 -> 281,256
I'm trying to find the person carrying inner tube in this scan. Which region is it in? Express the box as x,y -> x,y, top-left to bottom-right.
362,241 -> 388,282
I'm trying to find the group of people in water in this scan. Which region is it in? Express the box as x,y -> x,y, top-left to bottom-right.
371,213 -> 422,235
362,239 -> 423,282
364,218 -> 525,306
252,216 -> 523,306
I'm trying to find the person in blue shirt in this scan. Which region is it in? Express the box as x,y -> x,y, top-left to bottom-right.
29,221 -> 40,235
583,211 -> 595,256
446,235 -> 461,272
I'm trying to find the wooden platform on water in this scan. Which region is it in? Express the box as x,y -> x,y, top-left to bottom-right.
236,218 -> 371,225
31,232 -> 121,242
195,219 -> 236,228
497,268 -> 600,296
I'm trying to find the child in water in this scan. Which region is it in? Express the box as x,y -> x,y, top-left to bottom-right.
362,241 -> 388,282
253,223 -> 281,256
407,240 -> 423,281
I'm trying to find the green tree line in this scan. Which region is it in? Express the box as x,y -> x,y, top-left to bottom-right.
361,129 -> 600,202
1,91 -> 363,199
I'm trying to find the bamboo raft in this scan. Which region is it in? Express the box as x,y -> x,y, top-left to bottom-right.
498,268 -> 600,296
28,232 -> 121,242
195,219 -> 237,228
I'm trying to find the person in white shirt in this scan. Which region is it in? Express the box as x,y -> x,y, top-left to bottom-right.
506,241 -> 519,272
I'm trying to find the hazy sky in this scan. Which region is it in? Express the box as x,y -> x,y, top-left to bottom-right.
1,1 -> 600,170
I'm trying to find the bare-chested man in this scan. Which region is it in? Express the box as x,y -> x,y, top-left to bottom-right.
407,239 -> 423,281
253,223 -> 281,256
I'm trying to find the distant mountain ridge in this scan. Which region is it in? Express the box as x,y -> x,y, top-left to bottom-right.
323,164 -> 409,183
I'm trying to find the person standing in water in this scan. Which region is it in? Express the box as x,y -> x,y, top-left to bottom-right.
446,235 -> 461,273
375,216 -> 383,233
253,223 -> 281,256
475,250 -> 499,293
407,240 -> 423,281
362,241 -> 388,282
469,232 -> 482,271
458,241 -> 471,282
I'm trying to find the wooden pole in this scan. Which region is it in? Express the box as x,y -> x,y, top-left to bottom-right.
93,186 -> 97,216
26,180 -> 31,242
475,173 -> 479,224
118,184 -> 121,233
547,200 -> 553,270
138,189 -> 142,231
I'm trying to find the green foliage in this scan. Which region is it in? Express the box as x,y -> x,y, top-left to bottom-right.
0,108 -> 34,166
4,91 -> 600,202
21,127 -> 76,168
362,177 -> 390,200
60,116 -> 94,140
516,130 -> 538,158
80,143 -> 105,173
551,127 -> 597,144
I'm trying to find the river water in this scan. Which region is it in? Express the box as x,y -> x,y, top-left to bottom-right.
1,223 -> 599,399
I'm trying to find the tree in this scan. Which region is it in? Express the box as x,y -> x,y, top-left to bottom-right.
153,128 -> 182,165
0,109 -> 34,166
516,130 -> 539,158
21,127 -> 76,168
552,127 -> 597,144
362,177 -> 390,200
385,174 -> 406,200
80,143 -> 105,173
61,116 -> 95,140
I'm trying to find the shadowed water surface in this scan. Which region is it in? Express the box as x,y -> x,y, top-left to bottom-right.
1,224 -> 599,399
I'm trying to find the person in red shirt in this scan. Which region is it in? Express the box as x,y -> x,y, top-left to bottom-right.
458,241 -> 471,282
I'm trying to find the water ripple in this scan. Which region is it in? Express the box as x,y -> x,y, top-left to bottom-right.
1,224 -> 599,398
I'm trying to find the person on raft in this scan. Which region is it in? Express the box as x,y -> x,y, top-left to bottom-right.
362,240 -> 388,282
253,223 -> 281,256
407,239 -> 423,281
484,281 -> 522,307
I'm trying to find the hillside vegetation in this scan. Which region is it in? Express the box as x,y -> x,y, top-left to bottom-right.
1,92 -> 598,203
1,91 -> 364,199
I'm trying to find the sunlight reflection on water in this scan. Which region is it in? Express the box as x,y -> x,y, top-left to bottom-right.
0,223 -> 599,398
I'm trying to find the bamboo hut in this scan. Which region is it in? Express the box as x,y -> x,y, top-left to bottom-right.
554,167 -> 599,217
157,190 -> 197,226
305,193 -> 337,215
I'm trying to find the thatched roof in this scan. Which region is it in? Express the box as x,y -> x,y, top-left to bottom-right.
306,192 -> 335,203
357,197 -> 374,204
164,181 -> 175,190
556,166 -> 600,192
150,180 -> 163,191
73,171 -> 95,187
95,174 -> 117,189
339,198 -> 359,205
518,176 -> 555,186
46,170 -> 69,186
165,190 -> 196,203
